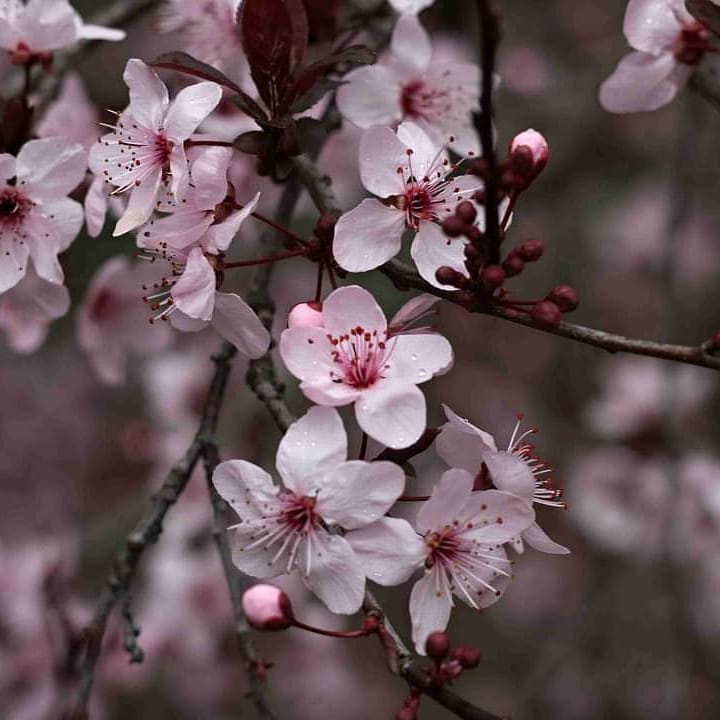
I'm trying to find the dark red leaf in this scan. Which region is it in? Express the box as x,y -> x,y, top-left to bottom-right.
687,0 -> 720,36
302,0 -> 339,42
152,51 -> 267,121
237,0 -> 309,117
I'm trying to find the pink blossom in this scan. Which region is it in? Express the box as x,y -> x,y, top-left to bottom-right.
77,257 -> 172,385
599,0 -> 709,113
0,0 -> 125,58
279,285 -> 453,449
0,137 -> 86,294
333,122 -> 482,288
91,59 -> 222,236
242,584 -> 294,630
351,469 -> 534,653
0,266 -> 70,353
337,14 -> 479,153
436,406 -> 569,555
288,301 -> 324,329
36,72 -> 98,147
388,293 -> 441,335
509,129 -> 548,174
212,406 -> 407,614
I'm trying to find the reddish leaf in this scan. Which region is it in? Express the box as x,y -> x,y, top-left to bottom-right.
302,0 -> 339,42
152,51 -> 267,121
238,0 -> 309,117
687,0 -> 720,36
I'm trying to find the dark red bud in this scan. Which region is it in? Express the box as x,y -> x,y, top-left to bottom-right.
442,659 -> 464,680
547,285 -> 579,312
452,646 -> 482,669
435,266 -> 466,288
530,300 -> 562,327
396,707 -> 418,720
455,200 -> 477,224
465,225 -> 482,244
517,239 -> 544,262
425,631 -> 451,660
502,255 -> 525,278
480,264 -> 505,291
314,213 -> 336,244
442,215 -> 467,238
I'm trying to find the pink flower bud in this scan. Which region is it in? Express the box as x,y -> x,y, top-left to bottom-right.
242,585 -> 294,631
547,285 -> 579,313
510,129 -> 548,174
451,645 -> 482,669
480,264 -> 505,291
425,631 -> 451,660
288,301 -> 324,329
530,300 -> 561,328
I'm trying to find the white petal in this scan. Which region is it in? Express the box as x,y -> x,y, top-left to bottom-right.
384,332 -> 453,385
171,247 -> 216,321
522,521 -> 570,555
303,533 -> 365,614
187,146 -> 233,210
79,24 -> 125,41
396,121 -> 442,173
333,199 -> 405,272
165,82 -> 223,140
624,0 -> 685,54
113,165 -> 163,235
211,291 -> 270,358
323,284 -> 387,337
204,191 -> 259,254
359,125 -> 408,198
337,66 -> 401,129
435,408 -> 496,474
17,137 -> 86,199
347,517 -> 426,585
228,520 -> 286,579
43,198 -> 84,252
123,58 -> 169,132
0,231 -> 29,293
484,452 -> 536,501
389,293 -> 440,330
599,51 -> 689,114
84,177 -> 108,238
316,460 -> 406,530
410,567 -> 453,655
389,0 -> 434,13
276,406 -> 347,495
416,468 -> 474,534
24,214 -> 63,285
279,325 -> 335,382
391,13 -> 431,70
411,221 -> 467,289
355,379 -> 426,449
213,459 -> 279,523
300,379 -> 361,407
463,489 -> 535,545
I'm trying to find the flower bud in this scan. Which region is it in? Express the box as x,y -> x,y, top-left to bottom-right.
516,239 -> 544,262
425,631 -> 451,660
509,129 -> 548,175
314,213 -> 336,244
502,254 -> 525,278
455,201 -> 477,225
452,645 -> 482,669
547,285 -> 579,312
242,585 -> 294,631
435,266 -> 467,288
288,301 -> 324,329
480,264 -> 505,291
442,215 -> 467,238
530,300 -> 562,328
396,706 -> 418,720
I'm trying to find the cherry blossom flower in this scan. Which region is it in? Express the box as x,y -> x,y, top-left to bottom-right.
212,406 -> 407,614
0,266 -> 69,353
36,72 -> 98,147
352,469 -> 534,652
0,137 -> 86,294
0,0 -> 125,60
436,406 -> 569,555
333,122 -> 482,288
91,59 -> 222,236
337,14 -> 479,153
599,0 -> 710,113
279,285 -> 453,449
77,257 -> 173,386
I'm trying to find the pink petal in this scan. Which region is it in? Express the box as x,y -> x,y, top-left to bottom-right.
279,325 -> 335,382
84,177 -> 108,238
416,468 -> 474,534
213,459 -> 279,523
411,221 -> 468,289
391,13 -> 431,70
315,460 -> 406,530
623,0 -> 686,54
165,82 -> 223,141
359,125 -> 409,198
275,406 -> 347,496
463,489 -> 535,545
211,291 -> 270,358
113,165 -> 163,236
0,228 -> 29,293
300,378 -> 361,407
337,65 -> 401,128
204,192 -> 260,254
16,137 -> 86,200
396,121 -> 443,175
384,332 -> 453,385
522,522 -> 570,555
78,24 -> 125,41
483,452 -> 536,501
355,378 -> 426,449
347,517 -> 426,585
187,146 -> 233,210
322,284 -> 387,337
410,567 -> 453,655
123,58 -> 169,132
171,246 -> 216,321
333,199 -> 405,272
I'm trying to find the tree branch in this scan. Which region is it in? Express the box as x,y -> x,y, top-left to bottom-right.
67,342 -> 237,719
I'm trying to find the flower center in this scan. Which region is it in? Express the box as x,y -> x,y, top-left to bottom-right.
674,23 -> 709,65
280,493 -> 319,533
0,187 -> 29,227
424,527 -> 461,567
327,326 -> 392,389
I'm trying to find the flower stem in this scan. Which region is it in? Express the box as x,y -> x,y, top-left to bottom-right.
292,619 -> 371,639
223,247 -> 309,270
358,432 -> 369,460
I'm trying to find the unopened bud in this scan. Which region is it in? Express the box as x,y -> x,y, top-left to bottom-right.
452,645 -> 482,669
288,301 -> 324,328
443,659 -> 464,680
242,585 -> 294,631
480,264 -> 505,291
396,707 -> 418,720
442,215 -> 467,238
455,201 -> 477,225
425,631 -> 451,660
517,239 -> 544,262
314,213 -> 336,244
547,285 -> 579,312
435,266 -> 466,288
502,254 -> 525,278
509,129 -> 548,176
530,300 -> 562,328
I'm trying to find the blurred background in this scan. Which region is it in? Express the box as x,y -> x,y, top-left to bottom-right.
2,1 -> 720,718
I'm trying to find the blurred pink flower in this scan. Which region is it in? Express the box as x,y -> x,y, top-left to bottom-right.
213,406 -> 407,614
0,266 -> 70,353
77,256 -> 172,385
0,137 -> 86,293
92,59 -> 222,236
280,285 -> 453,448
333,122 -> 481,288
599,0 -> 708,113
499,46 -> 552,94
338,14 -> 479,153
35,72 -> 98,147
